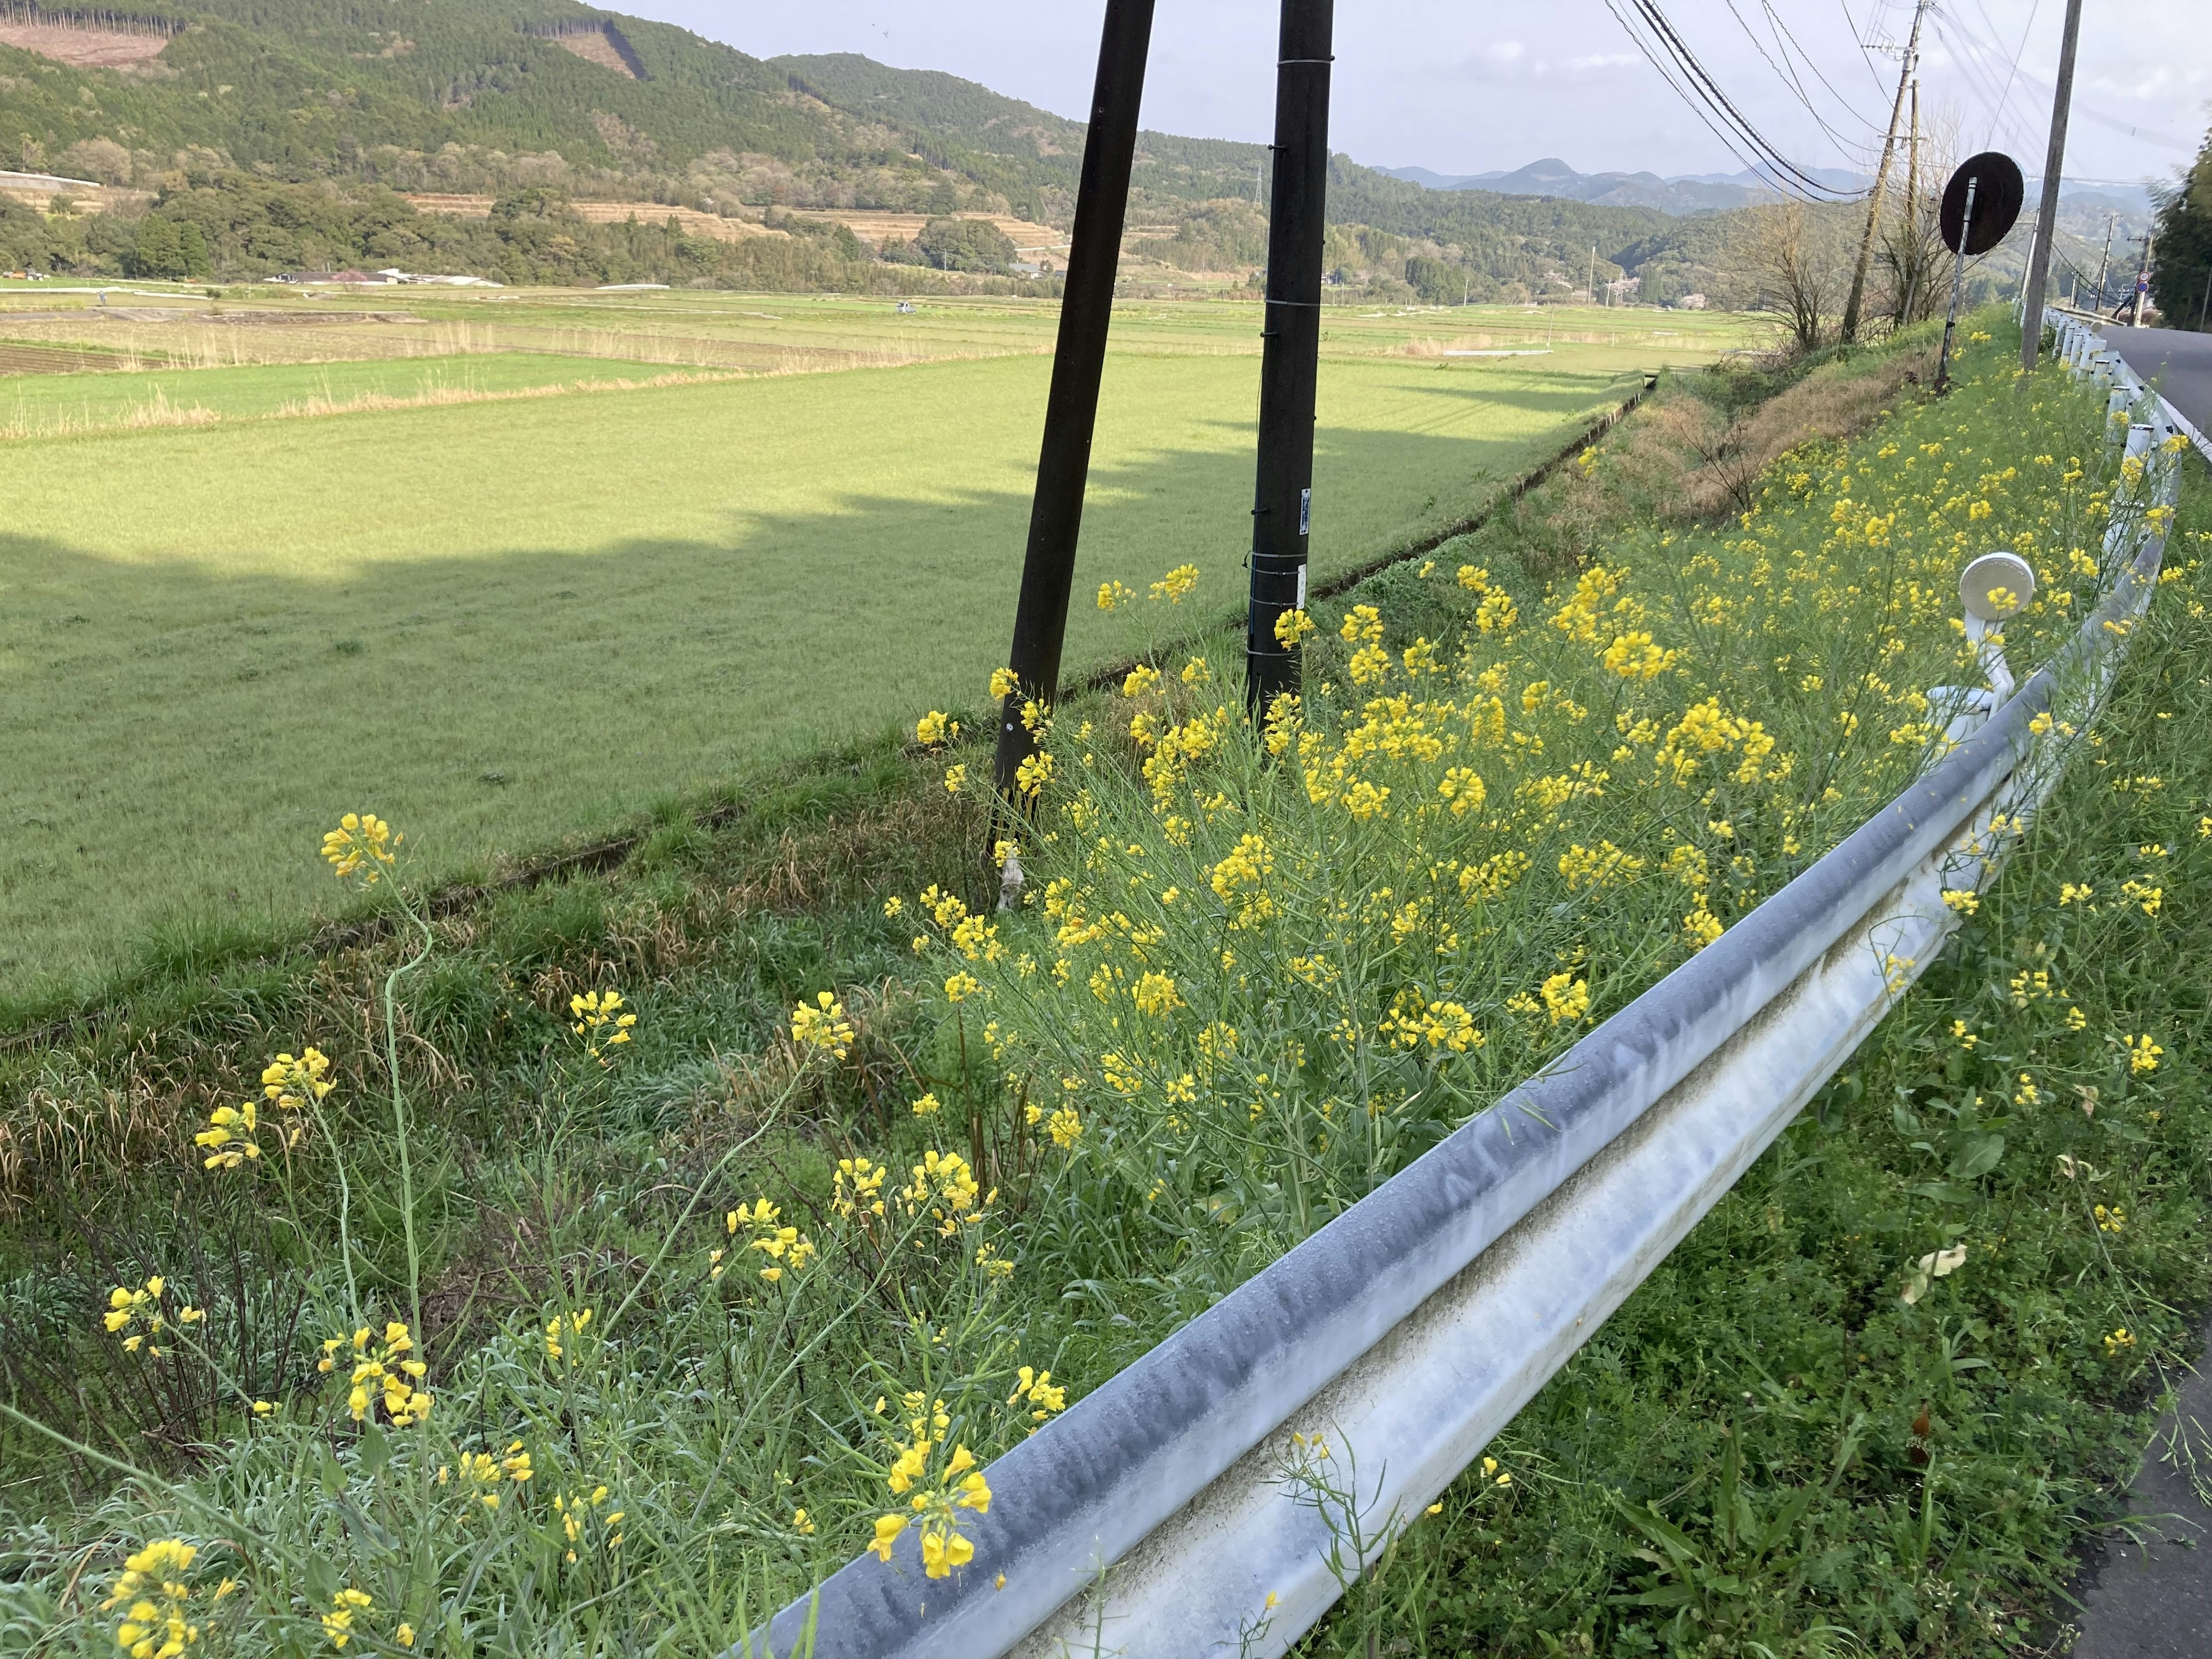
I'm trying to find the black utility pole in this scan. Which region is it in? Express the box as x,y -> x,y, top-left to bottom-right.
1244,0 -> 1334,719
2093,211 -> 2116,312
2020,0 -> 2085,368
993,0 -> 1156,804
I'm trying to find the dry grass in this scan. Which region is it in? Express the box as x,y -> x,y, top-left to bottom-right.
1660,341 -> 1938,518
0,385 -> 219,440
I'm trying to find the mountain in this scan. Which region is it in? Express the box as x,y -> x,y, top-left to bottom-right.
1380,158 -> 1761,214
0,3 -> 1752,302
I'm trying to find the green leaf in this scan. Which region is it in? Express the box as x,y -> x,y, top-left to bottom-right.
1904,1181 -> 1976,1203
1948,1133 -> 2005,1180
358,1422 -> 390,1478
317,1445 -> 347,1498
304,1554 -> 339,1606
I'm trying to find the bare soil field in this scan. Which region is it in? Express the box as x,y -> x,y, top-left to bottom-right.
801,209 -> 1067,254
0,19 -> 169,69
548,26 -> 638,78
402,195 -> 784,243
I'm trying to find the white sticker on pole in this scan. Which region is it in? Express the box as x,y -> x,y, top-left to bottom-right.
1300,487 -> 1311,537
1296,563 -> 1307,608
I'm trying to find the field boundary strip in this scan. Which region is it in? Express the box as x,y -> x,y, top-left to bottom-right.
0,378 -> 1652,1052
728,325 -> 2193,1659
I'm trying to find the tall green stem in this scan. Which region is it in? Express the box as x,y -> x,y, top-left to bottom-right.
385,899 -> 434,1342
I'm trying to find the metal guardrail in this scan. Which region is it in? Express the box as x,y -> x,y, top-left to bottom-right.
740,320 -> 2188,1659
2046,306 -> 2212,467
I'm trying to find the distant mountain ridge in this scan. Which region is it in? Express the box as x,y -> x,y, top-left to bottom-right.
1384,156 -> 2155,221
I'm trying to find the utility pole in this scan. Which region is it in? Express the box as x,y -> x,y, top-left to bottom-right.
993,0 -> 1156,808
1842,0 -> 1929,344
2019,0 -> 2085,368
2092,211 -> 2116,312
1899,79 -> 1923,323
1587,243 -> 1596,306
2130,233 -> 2152,327
1242,0 -> 1334,718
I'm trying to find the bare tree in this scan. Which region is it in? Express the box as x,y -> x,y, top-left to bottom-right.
1743,200 -> 1846,354
1878,101 -> 1958,328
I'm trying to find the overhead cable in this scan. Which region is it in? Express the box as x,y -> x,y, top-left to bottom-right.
1605,0 -> 1867,200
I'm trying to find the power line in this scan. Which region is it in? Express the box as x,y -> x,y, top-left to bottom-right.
1762,0 -> 1884,130
1605,0 -> 1867,199
1720,0 -> 1881,165
1938,8 -> 2195,150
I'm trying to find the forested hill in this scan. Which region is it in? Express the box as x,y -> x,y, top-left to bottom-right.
0,0 -> 1747,300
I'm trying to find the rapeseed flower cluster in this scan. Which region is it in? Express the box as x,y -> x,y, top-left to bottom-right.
320,813 -> 400,885
320,1321 -> 431,1426
866,1390 -> 993,1578
569,990 -> 637,1066
896,348 -> 2138,1242
103,1539 -> 201,1659
790,991 -> 855,1060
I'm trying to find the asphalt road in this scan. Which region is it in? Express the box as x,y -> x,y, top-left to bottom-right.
2104,326 -> 2212,435
2068,1331 -> 2212,1654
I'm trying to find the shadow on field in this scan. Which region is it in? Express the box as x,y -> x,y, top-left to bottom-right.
2,372 -> 1634,990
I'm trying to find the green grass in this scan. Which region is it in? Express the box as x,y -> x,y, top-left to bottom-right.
1,335 -> 1660,998
3,323 -> 2202,1659
0,353 -> 717,433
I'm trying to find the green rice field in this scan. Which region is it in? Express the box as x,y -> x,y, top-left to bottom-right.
0,289 -> 1761,998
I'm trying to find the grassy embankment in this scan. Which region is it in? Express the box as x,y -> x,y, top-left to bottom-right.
5,320 -> 2205,1657
1,290 -> 1737,1003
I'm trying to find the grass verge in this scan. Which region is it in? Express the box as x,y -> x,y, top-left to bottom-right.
5,317 -> 2195,1658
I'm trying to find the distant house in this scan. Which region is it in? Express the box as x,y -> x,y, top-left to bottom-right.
1677,293 -> 1709,310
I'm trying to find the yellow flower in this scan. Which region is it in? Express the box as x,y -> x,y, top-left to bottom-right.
989,667 -> 1019,700
914,709 -> 958,747
1132,971 -> 1182,1020
194,1100 -> 263,1171
944,763 -> 968,794
568,989 -> 638,1067
1539,972 -> 1590,1025
101,1279 -> 168,1351
1096,579 -> 1135,611
911,1091 -> 942,1116
327,1321 -> 431,1426
1273,607 -> 1317,646
320,812 -> 401,885
791,991 -> 855,1059
2125,1035 -> 2162,1075
1148,563 -> 1200,604
104,1537 -> 201,1659
262,1047 -> 336,1115
1046,1107 -> 1083,1149
868,1513 -> 907,1562
321,1588 -> 372,1650
544,1307 -> 594,1363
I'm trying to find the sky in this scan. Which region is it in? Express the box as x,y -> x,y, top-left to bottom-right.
624,0 -> 2205,188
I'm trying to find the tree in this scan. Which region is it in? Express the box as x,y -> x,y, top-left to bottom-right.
915,215 -> 1014,274
2149,126 -> 2212,331
1743,202 -> 1847,353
